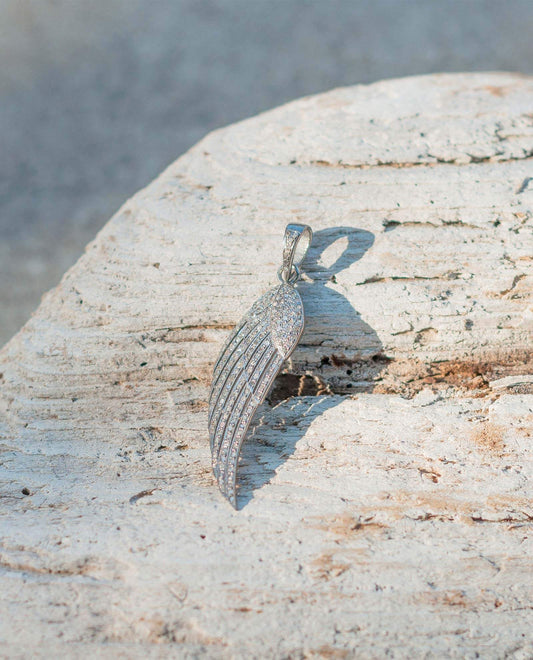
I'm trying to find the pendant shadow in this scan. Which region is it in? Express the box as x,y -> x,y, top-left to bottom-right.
237,226 -> 384,508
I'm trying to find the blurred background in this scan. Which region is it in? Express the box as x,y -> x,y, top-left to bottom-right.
1,0 -> 533,346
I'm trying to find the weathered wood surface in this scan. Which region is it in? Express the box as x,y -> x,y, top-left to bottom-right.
1,72 -> 532,658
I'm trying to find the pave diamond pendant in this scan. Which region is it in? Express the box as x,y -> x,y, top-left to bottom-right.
208,224 -> 313,508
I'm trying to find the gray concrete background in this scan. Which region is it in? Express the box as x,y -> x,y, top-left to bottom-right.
1,0 -> 532,346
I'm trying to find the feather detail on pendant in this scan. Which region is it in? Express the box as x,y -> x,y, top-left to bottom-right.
208,224 -> 312,508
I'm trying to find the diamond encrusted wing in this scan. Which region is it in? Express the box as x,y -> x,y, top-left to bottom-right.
208,282 -> 304,507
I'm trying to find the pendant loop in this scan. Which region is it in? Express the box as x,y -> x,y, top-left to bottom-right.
279,224 -> 313,284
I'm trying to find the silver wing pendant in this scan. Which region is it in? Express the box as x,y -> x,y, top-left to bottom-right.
208,224 -> 313,508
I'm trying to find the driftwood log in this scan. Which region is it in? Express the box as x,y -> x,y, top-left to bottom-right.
1,72 -> 532,658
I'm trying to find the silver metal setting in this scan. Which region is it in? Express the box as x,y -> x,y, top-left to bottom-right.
208,223 -> 313,508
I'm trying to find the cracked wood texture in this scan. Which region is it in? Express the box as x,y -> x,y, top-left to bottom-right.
1,72 -> 533,658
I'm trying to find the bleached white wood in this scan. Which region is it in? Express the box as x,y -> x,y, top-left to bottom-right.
1,73 -> 532,658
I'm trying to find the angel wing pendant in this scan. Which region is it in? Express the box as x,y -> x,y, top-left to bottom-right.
208,224 -> 313,508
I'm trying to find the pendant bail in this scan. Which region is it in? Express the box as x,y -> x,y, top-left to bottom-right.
278,224 -> 313,284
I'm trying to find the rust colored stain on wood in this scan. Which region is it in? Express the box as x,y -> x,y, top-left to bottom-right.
470,422 -> 506,456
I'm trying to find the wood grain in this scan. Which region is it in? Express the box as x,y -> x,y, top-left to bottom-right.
1,72 -> 532,657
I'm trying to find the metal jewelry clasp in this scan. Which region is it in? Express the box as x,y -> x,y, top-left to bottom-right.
277,224 -> 313,284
